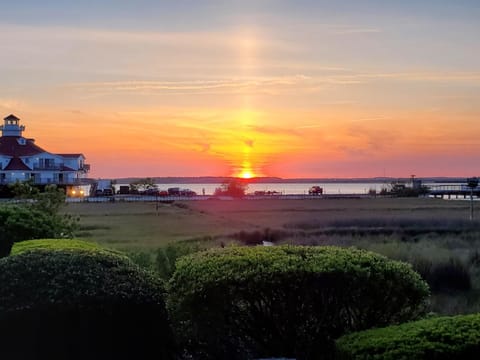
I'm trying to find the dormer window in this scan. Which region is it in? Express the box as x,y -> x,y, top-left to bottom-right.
17,138 -> 26,145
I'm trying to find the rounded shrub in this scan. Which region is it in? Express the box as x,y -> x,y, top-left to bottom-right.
10,238 -> 109,255
0,243 -> 175,360
336,313 -> 480,359
167,245 -> 430,360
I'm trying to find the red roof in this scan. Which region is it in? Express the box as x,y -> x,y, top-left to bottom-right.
0,136 -> 46,156
4,157 -> 31,171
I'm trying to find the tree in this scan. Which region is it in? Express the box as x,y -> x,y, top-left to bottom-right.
0,182 -> 78,257
380,182 -> 429,197
214,179 -> 248,197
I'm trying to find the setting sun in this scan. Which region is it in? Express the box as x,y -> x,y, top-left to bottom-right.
240,170 -> 254,179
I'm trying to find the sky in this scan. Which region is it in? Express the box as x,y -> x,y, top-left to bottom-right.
1,0 -> 479,179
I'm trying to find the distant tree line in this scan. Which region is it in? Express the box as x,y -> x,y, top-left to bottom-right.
380,181 -> 430,197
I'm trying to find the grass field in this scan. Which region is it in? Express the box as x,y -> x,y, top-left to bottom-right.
66,197 -> 480,315
68,197 -> 477,247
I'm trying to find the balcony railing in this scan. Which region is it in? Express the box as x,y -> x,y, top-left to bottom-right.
0,178 -> 88,185
33,165 -> 62,170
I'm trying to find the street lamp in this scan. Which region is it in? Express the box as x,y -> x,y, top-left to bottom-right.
467,177 -> 479,221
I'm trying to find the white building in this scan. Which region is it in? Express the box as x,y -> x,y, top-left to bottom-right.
0,114 -> 89,185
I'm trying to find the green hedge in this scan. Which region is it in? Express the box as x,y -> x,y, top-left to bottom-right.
336,313 -> 480,359
0,244 -> 175,360
167,245 -> 429,360
10,238 -> 109,255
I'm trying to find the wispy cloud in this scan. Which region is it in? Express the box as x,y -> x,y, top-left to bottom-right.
357,72 -> 480,83
349,116 -> 392,123
65,76 -> 314,96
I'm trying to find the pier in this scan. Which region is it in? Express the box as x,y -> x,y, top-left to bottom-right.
427,185 -> 480,199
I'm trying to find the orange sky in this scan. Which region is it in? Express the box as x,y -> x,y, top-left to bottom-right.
1,1 -> 479,179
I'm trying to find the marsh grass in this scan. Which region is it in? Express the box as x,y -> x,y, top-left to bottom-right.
229,228 -> 290,245
65,198 -> 480,314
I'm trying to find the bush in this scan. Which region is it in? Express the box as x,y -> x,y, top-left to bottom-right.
10,238 -> 109,255
0,183 -> 79,257
167,245 -> 430,360
155,241 -> 209,280
336,313 -> 480,359
126,249 -> 156,271
0,243 -> 175,360
0,205 -> 76,257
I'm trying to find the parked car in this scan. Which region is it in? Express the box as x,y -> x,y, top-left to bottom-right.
103,188 -> 113,196
119,185 -> 130,194
167,187 -> 181,196
69,188 -> 85,197
308,186 -> 323,195
180,189 -> 197,196
144,188 -> 160,196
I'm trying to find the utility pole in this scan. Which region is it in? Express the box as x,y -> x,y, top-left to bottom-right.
467,177 -> 478,221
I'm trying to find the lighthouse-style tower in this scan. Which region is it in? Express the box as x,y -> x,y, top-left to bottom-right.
0,114 -> 25,137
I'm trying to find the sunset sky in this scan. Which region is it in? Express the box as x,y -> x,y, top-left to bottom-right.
1,0 -> 479,179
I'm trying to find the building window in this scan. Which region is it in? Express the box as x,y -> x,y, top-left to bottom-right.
39,158 -> 55,169
45,159 -> 54,168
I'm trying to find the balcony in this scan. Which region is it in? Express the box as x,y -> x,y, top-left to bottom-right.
33,165 -> 62,170
30,178 -> 86,185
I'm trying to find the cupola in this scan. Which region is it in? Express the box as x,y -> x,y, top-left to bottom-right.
0,114 -> 26,137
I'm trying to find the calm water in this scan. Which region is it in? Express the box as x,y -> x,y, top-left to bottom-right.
116,182 -> 390,195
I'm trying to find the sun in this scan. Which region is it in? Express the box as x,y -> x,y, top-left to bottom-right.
240,170 -> 254,179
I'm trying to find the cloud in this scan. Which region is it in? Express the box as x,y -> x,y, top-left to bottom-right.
354,72 -> 480,83
348,116 -> 392,123
296,124 -> 325,129
65,75 -> 314,96
249,125 -> 301,137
